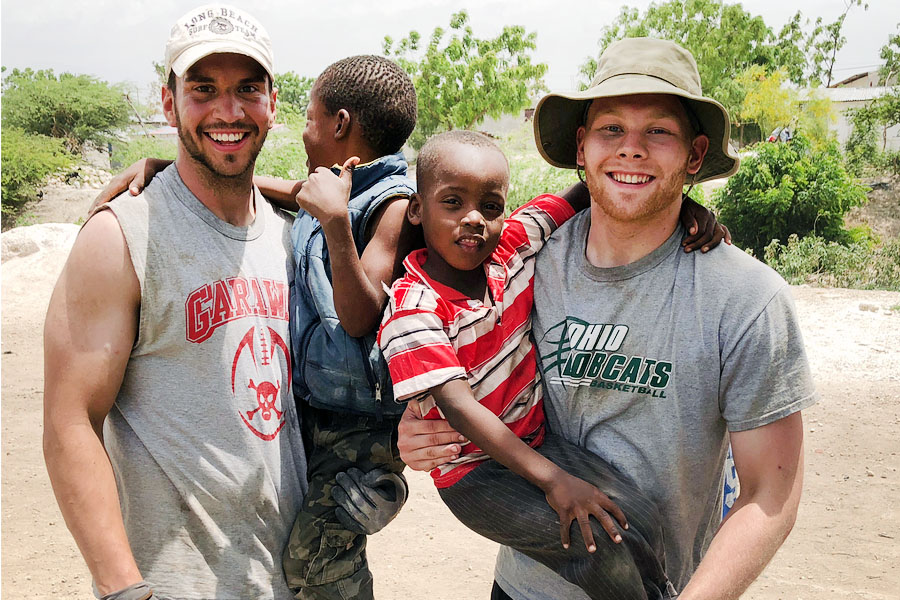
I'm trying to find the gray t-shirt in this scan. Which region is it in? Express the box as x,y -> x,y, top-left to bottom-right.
495,211 -> 816,598
103,165 -> 308,600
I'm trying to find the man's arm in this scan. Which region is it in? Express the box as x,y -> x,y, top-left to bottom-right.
679,412 -> 805,600
43,211 -> 144,595
90,159 -> 302,215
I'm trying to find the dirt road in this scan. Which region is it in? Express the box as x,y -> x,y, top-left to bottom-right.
2,223 -> 898,599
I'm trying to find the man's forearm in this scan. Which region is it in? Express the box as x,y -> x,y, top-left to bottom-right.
678,491 -> 799,600
44,419 -> 143,595
679,415 -> 805,600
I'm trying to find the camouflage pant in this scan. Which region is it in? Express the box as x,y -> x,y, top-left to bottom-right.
284,405 -> 405,600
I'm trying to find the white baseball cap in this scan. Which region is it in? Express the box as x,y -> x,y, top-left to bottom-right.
165,4 -> 274,82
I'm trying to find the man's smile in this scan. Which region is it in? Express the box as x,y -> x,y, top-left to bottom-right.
608,172 -> 654,185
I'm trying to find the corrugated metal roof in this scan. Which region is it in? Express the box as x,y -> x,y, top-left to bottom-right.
805,86 -> 897,103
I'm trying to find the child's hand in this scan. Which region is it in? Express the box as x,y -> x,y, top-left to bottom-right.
295,156 -> 359,226
89,158 -> 173,216
679,195 -> 731,253
545,473 -> 628,552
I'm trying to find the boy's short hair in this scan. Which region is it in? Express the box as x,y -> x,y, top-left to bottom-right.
314,55 -> 417,156
416,130 -> 507,190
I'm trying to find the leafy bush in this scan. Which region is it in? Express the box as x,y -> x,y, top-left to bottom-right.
2,68 -> 130,150
714,133 -> 868,257
1,127 -> 75,218
765,234 -> 900,291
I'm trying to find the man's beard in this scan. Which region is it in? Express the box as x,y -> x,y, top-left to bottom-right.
584,163 -> 687,224
174,106 -> 267,182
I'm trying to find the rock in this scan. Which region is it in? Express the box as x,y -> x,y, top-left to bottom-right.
1,223 -> 79,263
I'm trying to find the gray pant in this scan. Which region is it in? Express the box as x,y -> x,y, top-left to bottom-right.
438,434 -> 675,600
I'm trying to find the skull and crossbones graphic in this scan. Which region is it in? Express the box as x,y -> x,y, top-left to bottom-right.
232,326 -> 291,441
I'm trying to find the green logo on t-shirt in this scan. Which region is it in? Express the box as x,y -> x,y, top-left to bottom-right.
539,317 -> 671,397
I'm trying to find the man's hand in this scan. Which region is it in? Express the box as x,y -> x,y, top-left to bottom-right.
544,472 -> 628,552
396,403 -> 467,472
90,158 -> 172,216
679,195 -> 731,253
332,467 -> 409,535
295,156 -> 359,225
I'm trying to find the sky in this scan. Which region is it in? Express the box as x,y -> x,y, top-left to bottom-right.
2,0 -> 898,106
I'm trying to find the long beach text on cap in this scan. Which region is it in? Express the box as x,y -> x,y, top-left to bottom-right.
183,7 -> 258,38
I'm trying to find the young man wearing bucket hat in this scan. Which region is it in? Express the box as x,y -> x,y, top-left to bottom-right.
43,5 -> 307,599
398,37 -> 816,600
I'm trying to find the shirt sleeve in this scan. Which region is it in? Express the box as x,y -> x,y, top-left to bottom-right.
504,194 -> 577,256
719,285 -> 818,431
379,290 -> 467,403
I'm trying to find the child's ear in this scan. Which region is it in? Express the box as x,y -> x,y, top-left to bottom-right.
334,109 -> 351,141
407,193 -> 423,226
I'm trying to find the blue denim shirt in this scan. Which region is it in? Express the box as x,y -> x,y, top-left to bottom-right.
290,152 -> 415,417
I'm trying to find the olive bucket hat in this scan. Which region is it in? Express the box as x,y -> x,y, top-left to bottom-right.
534,37 -> 739,183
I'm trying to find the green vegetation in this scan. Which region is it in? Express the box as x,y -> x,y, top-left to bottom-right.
274,71 -> 315,119
2,68 -> 130,150
577,0 -> 863,134
385,10 -> 547,148
845,88 -> 900,177
1,127 -> 75,219
713,134 -> 868,258
110,135 -> 177,170
255,110 -> 308,181
765,234 -> 900,291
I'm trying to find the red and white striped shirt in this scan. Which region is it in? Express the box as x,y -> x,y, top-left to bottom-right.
378,194 -> 575,487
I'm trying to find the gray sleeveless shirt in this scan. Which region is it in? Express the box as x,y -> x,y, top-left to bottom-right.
103,165 -> 307,600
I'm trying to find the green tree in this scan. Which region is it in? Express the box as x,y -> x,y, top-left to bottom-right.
1,68 -> 130,150
577,1 -> 863,111
714,134 -> 867,257
737,66 -> 796,137
879,23 -> 900,85
273,71 -> 315,119
577,0 -> 789,117
384,11 -> 547,147
804,0 -> 867,87
845,88 -> 900,176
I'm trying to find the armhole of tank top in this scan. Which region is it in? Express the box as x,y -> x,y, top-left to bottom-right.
105,204 -> 148,352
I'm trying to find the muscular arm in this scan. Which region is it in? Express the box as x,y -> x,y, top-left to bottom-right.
679,412 -> 805,600
43,211 -> 143,595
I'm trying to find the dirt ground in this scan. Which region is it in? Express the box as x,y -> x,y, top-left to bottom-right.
2,187 -> 899,599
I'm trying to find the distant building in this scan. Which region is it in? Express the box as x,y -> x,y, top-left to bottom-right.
830,70 -> 897,88
803,85 -> 900,151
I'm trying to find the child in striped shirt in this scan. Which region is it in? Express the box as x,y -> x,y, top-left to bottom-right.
378,130 -> 722,600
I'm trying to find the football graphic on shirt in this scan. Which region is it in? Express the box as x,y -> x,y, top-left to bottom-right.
231,325 -> 291,441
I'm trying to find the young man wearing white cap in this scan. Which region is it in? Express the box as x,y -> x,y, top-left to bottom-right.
398,37 -> 816,600
43,5 -> 306,599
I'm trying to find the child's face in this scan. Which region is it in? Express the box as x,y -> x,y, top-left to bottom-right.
409,143 -> 509,275
302,86 -> 340,174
